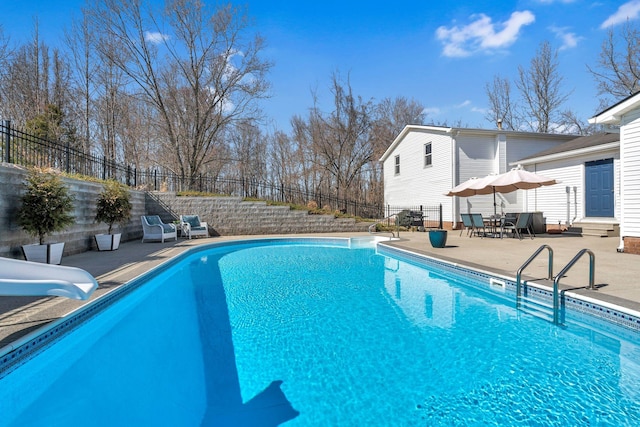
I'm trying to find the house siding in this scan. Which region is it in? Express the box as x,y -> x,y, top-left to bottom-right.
621,111 -> 640,238
381,126 -> 575,227
522,151 -> 620,226
456,135 -> 499,216
383,130 -> 452,214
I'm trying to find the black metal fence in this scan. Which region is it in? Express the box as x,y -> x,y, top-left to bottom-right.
0,119 -> 442,223
383,204 -> 443,229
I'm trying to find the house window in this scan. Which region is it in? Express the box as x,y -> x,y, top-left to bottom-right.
394,155 -> 400,175
424,143 -> 432,167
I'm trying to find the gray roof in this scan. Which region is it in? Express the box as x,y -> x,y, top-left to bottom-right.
518,133 -> 619,162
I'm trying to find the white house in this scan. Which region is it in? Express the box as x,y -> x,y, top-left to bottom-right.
380,125 -> 576,229
516,133 -> 620,236
589,92 -> 640,254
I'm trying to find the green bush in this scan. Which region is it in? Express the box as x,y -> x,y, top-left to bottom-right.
95,180 -> 132,234
18,168 -> 75,245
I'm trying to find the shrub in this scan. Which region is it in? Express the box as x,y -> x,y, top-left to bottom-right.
18,168 -> 75,245
95,180 -> 132,234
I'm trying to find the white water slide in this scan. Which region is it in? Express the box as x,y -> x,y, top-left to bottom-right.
0,257 -> 98,300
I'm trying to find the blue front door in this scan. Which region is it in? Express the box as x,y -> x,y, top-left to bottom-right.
585,158 -> 614,217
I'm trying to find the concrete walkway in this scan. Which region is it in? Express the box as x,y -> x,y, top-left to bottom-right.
1,231 -> 639,349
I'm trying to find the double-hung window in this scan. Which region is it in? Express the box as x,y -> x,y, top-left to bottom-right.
394,155 -> 400,175
424,142 -> 432,167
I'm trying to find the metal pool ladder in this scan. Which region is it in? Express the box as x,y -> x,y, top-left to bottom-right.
516,245 -> 596,325
552,249 -> 596,324
516,244 -> 554,317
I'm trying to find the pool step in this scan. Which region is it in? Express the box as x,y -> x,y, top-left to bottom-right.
517,294 -> 555,323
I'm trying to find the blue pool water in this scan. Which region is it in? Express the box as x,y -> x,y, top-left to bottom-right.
2,238 -> 640,426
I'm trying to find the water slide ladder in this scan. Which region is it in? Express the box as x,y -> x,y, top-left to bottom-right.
516,245 -> 596,325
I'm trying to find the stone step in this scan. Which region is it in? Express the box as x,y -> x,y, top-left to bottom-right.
566,221 -> 620,237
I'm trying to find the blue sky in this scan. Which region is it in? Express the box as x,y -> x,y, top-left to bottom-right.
3,1 -> 640,133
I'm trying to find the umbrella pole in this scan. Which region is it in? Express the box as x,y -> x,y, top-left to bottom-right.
493,187 -> 497,217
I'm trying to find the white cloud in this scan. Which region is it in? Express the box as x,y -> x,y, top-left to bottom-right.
422,107 -> 441,116
436,11 -> 535,57
144,31 -> 169,44
550,26 -> 582,50
601,0 -> 640,28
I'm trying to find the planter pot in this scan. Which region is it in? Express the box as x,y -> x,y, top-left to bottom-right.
22,242 -> 65,264
428,229 -> 448,248
95,233 -> 122,251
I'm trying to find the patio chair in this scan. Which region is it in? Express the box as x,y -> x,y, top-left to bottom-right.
141,215 -> 177,243
460,213 -> 474,236
470,213 -> 487,238
180,215 -> 209,239
501,212 -> 533,240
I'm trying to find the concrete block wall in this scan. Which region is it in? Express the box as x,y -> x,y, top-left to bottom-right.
0,164 -> 372,260
150,193 -> 373,235
0,164 -> 145,259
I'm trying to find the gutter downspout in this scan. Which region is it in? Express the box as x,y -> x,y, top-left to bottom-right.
618,129 -> 625,252
565,186 -> 571,228
451,131 -> 459,228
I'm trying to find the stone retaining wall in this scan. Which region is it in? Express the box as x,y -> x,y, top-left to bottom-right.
0,164 -> 373,260
0,164 -> 145,259
150,193 -> 373,236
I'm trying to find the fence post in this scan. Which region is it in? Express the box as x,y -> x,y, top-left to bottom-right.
439,204 -> 443,229
3,120 -> 10,163
65,141 -> 70,173
102,156 -> 107,180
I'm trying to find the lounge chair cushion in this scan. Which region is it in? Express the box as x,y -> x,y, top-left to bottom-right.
182,215 -> 206,230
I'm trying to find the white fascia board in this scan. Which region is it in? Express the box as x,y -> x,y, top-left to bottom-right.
589,92 -> 640,125
513,141 -> 620,166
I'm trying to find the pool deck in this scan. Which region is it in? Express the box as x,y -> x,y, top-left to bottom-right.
1,231 -> 639,349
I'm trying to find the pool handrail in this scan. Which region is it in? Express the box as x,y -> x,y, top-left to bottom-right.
553,248 -> 596,324
516,244 -> 554,310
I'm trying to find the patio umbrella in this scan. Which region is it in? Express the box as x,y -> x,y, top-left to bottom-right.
446,167 -> 559,216
444,175 -> 496,197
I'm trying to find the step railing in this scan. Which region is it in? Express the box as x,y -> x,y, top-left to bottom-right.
516,244 -> 554,310
369,215 -> 401,238
552,249 -> 595,325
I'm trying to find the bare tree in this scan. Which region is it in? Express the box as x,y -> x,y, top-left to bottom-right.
516,41 -> 571,133
588,22 -> 640,109
309,72 -> 374,205
230,120 -> 268,195
484,75 -> 520,130
65,10 -> 100,153
558,110 -> 598,135
88,0 -> 271,187
368,96 -> 425,204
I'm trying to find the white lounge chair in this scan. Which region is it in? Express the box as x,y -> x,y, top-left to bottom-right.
180,215 -> 209,239
0,257 -> 98,300
141,215 -> 177,243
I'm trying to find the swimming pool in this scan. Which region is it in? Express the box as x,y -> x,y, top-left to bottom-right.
2,237 -> 640,425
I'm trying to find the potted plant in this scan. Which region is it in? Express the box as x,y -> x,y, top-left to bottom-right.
95,180 -> 132,251
18,168 -> 75,264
